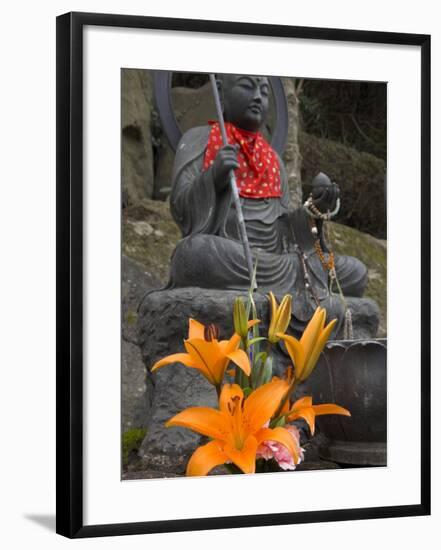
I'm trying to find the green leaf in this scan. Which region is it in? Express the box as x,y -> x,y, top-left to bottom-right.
253,351 -> 267,368
248,336 -> 266,346
256,355 -> 273,388
250,351 -> 267,388
261,356 -> 273,385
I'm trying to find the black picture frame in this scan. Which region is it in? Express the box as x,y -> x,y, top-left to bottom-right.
56,11 -> 431,539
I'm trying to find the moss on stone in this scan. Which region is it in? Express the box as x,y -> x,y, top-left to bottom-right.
122,428 -> 147,467
330,222 -> 387,337
126,310 -> 138,326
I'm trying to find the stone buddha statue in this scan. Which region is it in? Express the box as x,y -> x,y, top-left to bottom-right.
166,74 -> 368,335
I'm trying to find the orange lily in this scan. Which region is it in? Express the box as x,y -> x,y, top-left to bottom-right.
166,380 -> 301,475
151,318 -> 251,389
267,292 -> 292,344
285,396 -> 350,435
277,306 -> 337,382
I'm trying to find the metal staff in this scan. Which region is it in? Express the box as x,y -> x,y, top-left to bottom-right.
209,74 -> 256,288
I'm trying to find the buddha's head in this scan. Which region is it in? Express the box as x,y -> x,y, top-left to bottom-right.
216,74 -> 270,132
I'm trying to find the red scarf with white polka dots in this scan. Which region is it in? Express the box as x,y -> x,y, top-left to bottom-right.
203,121 -> 281,199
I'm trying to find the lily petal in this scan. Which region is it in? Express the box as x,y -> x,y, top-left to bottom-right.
277,334 -> 305,379
184,339 -> 222,384
276,294 -> 292,334
291,396 -> 313,409
288,407 -> 316,435
223,436 -> 258,474
302,318 -> 337,380
269,292 -> 278,322
219,333 -> 241,356
300,307 -> 324,348
219,384 -> 244,414
244,379 -> 288,433
151,353 -> 195,372
185,338 -> 223,364
166,407 -> 229,441
268,293 -> 292,343
186,440 -> 229,477
271,377 -> 291,415
312,404 -> 351,417
226,349 -> 251,377
188,318 -> 206,339
300,308 -> 325,373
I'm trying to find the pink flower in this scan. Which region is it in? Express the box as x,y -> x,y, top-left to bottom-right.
256,425 -> 304,470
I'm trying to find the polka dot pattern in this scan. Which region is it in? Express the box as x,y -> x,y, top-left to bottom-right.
203,121 -> 282,199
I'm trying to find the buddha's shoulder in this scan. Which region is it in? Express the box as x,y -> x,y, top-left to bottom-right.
176,125 -> 211,153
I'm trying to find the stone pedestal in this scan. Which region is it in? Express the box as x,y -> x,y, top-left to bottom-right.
137,287 -> 380,474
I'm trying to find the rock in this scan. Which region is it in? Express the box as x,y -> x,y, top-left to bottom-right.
121,339 -> 153,432
122,199 -> 181,285
122,254 -> 161,344
127,220 -> 154,237
122,69 -> 155,203
138,362 -> 217,474
281,78 -> 303,208
343,297 -> 380,340
136,288 -> 379,473
121,255 -> 160,433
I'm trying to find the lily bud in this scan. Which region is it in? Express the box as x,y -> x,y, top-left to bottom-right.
277,306 -> 337,382
233,297 -> 249,339
268,292 -> 292,344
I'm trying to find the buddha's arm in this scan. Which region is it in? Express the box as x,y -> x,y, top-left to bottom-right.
170,153 -> 231,237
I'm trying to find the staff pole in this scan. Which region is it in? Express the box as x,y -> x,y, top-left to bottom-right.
209,74 -> 256,288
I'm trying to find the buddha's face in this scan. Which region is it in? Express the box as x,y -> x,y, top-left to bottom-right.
220,74 -> 270,132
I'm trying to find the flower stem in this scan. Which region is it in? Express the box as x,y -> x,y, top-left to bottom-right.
265,340 -> 272,356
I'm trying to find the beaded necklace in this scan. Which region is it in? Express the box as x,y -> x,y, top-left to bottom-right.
303,193 -> 353,340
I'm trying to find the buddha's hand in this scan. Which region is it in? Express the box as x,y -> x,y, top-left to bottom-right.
311,181 -> 340,213
211,144 -> 240,192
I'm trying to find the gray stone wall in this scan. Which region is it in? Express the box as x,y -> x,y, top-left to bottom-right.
121,69 -> 155,204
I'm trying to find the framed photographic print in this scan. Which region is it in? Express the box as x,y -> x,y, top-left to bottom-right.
56,11 -> 430,538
